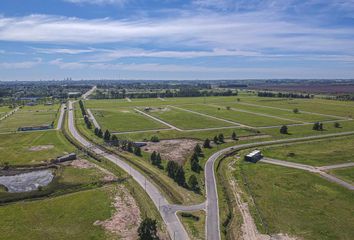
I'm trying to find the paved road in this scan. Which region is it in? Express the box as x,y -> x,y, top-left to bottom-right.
204,130 -> 354,240
67,101 -> 190,240
87,109 -> 101,129
134,108 -> 182,131
260,158 -> 354,190
82,86 -> 97,100
56,104 -> 65,130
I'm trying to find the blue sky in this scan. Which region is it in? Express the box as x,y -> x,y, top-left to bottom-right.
0,0 -> 354,80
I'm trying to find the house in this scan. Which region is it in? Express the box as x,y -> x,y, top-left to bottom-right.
55,153 -> 77,163
244,150 -> 263,163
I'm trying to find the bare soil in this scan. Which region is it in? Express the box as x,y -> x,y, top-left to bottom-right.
28,145 -> 54,151
69,159 -> 117,182
143,139 -> 200,165
94,185 -> 141,239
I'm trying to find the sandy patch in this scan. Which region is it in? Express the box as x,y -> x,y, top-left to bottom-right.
120,110 -> 130,113
143,139 -> 200,165
94,185 -> 141,239
70,159 -> 118,182
28,145 -> 54,151
145,107 -> 171,113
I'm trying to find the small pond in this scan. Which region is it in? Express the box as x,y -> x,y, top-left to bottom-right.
0,169 -> 54,193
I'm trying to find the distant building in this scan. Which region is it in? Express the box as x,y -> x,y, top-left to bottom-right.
134,142 -> 147,147
25,102 -> 37,106
68,92 -> 81,98
18,124 -> 53,131
55,153 -> 76,163
244,150 -> 263,163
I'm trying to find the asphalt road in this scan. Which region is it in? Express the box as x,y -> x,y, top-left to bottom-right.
56,104 -> 65,130
82,86 -> 97,100
67,101 -> 190,240
86,109 -> 101,129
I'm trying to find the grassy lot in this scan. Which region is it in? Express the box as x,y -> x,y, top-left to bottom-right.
0,131 -> 75,166
0,186 -> 114,240
262,136 -> 354,166
237,162 -> 354,240
91,108 -> 167,132
217,102 -> 333,123
179,104 -> 293,127
178,211 -> 205,240
147,107 -> 234,130
0,106 -> 11,118
240,97 -> 354,118
116,127 -> 259,141
0,104 -> 60,132
329,167 -> 354,184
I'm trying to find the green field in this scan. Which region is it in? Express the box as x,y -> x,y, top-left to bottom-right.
238,162 -> 354,240
0,106 -> 11,118
179,211 -> 205,240
262,136 -> 354,166
0,131 -> 75,166
179,104 -> 295,127
0,104 -> 60,132
91,108 -> 167,132
146,106 -> 234,130
329,167 -> 354,184
0,186 -> 114,240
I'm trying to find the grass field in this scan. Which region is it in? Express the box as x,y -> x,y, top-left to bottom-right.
0,104 -> 60,132
179,211 -> 205,240
0,186 -> 114,240
238,162 -> 354,240
146,106 -> 234,130
0,106 -> 11,118
0,131 -> 75,166
91,108 -> 167,132
329,167 -> 354,184
262,136 -> 354,166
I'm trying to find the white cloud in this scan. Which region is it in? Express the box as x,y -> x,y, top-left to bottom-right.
63,0 -> 127,5
0,13 -> 353,56
33,47 -> 95,54
0,58 -> 42,69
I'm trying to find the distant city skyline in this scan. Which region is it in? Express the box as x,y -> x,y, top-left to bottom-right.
1,0 -> 354,80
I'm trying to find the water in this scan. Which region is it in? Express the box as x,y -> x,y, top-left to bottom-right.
0,169 -> 54,193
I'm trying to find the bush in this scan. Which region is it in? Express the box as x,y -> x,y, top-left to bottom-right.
150,135 -> 159,142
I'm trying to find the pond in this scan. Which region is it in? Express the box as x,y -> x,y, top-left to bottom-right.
0,169 -> 54,193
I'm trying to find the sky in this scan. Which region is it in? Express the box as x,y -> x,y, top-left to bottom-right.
0,0 -> 354,81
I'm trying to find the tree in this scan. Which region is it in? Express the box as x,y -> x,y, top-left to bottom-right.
218,133 -> 224,143
127,142 -> 133,153
166,161 -> 178,179
334,122 -> 341,128
111,135 -> 119,146
191,157 -> 200,173
175,166 -> 186,186
231,131 -> 237,140
150,135 -> 159,142
97,129 -> 103,138
150,151 -> 157,164
280,125 -> 288,134
194,144 -> 202,156
203,138 -> 211,148
94,127 -> 99,136
188,175 -> 200,193
134,147 -> 142,156
137,218 -> 159,240
103,130 -> 111,141
293,108 -> 299,114
156,153 -> 162,166
213,136 -> 219,144
313,122 -> 323,131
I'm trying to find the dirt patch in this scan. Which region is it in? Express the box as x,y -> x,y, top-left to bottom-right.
70,159 -> 117,182
28,145 -> 54,151
144,107 -> 171,113
94,185 -> 141,239
143,139 -> 200,165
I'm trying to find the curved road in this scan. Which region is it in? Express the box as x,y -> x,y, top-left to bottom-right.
67,101 -> 192,240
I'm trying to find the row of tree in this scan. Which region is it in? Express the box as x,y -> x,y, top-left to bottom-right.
257,91 -> 312,99
280,122 -> 342,134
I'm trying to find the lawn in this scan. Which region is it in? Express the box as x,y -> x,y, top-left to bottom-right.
0,186 -> 114,240
0,106 -> 11,118
146,106 -> 234,130
178,211 -> 205,240
238,162 -> 354,240
0,104 -> 60,132
262,136 -> 354,166
179,104 -> 294,127
91,108 -> 168,132
0,131 -> 75,166
329,167 -> 354,184
217,102 -> 333,123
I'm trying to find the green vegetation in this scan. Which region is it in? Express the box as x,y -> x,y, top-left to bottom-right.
92,108 -> 167,132
329,167 -> 354,184
0,131 -> 75,166
262,136 -> 354,166
239,162 -> 354,240
178,211 -> 205,240
0,186 -> 114,240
